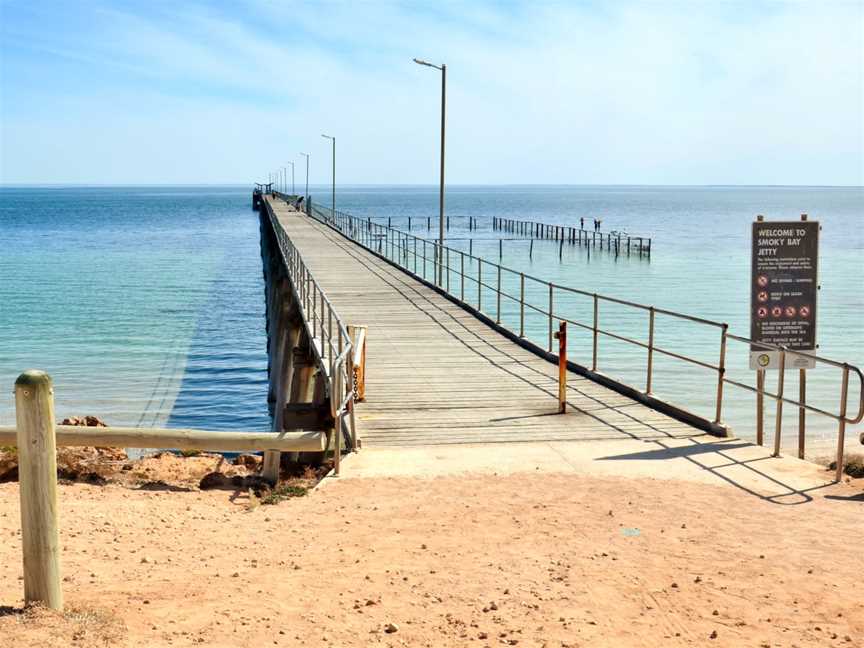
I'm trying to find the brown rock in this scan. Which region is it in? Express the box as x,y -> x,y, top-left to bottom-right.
0,448 -> 18,482
233,454 -> 262,470
199,472 -> 232,490
61,415 -> 108,427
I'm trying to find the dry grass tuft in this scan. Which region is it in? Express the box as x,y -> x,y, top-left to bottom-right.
0,603 -> 127,647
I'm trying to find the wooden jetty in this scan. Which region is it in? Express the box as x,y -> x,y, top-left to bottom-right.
260,195 -> 706,446
493,216 -> 651,256
259,192 -> 861,475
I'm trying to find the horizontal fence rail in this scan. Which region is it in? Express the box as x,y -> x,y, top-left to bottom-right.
0,425 -> 325,452
264,196 -> 355,464
307,203 -> 863,480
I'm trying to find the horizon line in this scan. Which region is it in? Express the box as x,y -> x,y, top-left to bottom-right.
2,183 -> 863,189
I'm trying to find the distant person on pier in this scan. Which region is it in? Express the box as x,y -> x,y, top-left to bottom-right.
580,217 -> 584,230
597,218 -> 603,231
295,196 -> 304,211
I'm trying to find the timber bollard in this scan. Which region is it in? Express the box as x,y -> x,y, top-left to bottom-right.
553,322 -> 567,413
15,370 -> 63,610
261,451 -> 280,485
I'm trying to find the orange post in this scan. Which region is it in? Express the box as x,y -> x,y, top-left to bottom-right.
553,321 -> 567,413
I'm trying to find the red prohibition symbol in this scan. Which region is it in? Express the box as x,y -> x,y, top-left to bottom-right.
771,306 -> 782,318
800,305 -> 811,318
757,275 -> 769,287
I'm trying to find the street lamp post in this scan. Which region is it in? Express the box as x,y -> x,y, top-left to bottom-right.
413,57 -> 446,286
300,152 -> 310,205
321,135 -> 335,221
287,161 -> 295,195
281,166 -> 287,195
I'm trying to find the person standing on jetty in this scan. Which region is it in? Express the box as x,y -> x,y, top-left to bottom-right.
580,217 -> 584,230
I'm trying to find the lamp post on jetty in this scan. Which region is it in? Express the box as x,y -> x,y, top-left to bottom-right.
321,134 -> 335,222
287,161 -> 295,195
413,57 -> 446,286
280,167 -> 287,194
300,152 -> 310,204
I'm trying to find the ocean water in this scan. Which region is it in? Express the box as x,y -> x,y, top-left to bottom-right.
1,185 -> 861,455
0,186 -> 270,431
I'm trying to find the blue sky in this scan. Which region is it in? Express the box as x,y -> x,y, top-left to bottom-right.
1,1 -> 862,185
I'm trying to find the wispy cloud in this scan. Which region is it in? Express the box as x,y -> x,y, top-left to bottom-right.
1,1 -> 861,184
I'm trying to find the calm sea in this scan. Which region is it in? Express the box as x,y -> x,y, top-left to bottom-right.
1,185 -> 861,455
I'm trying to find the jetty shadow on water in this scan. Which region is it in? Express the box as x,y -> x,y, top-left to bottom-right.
164,251 -> 270,433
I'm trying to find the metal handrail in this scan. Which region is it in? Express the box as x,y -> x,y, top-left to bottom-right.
309,204 -> 863,477
262,199 -> 355,459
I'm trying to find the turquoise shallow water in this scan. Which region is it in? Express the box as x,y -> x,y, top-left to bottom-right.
0,187 -> 269,431
1,185 -> 861,454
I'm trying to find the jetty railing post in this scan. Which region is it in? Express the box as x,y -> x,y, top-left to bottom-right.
333,416 -> 341,477
756,369 -> 765,445
15,370 -> 63,610
478,260 -> 482,310
835,365 -> 850,481
460,252 -> 465,300
772,348 -> 786,457
714,324 -> 728,424
496,265 -> 502,324
422,240 -> 427,280
592,294 -> 599,371
798,368 -> 806,459
646,307 -> 655,394
519,273 -> 525,337
311,284 -> 318,339
320,291 -> 325,346
547,284 -> 553,352
446,248 -> 450,293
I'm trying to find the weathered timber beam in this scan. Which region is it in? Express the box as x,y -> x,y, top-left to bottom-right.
0,426 -> 325,452
284,402 -> 334,431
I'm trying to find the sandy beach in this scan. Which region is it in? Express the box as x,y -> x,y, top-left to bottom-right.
1,467 -> 861,648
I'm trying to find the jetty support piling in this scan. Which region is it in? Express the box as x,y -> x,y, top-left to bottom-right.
14,370 -> 63,611
492,216 -> 650,258
259,197 -> 356,480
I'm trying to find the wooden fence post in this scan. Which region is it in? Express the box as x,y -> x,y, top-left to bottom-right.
15,370 -> 63,610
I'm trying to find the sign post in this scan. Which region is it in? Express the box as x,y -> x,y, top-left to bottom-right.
750,214 -> 819,370
750,214 -> 820,458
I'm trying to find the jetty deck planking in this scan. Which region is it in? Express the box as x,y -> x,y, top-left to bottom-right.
267,197 -> 701,447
